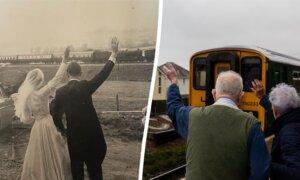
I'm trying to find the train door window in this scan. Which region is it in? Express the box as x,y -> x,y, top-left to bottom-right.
193,57 -> 206,90
213,62 -> 231,86
241,57 -> 262,91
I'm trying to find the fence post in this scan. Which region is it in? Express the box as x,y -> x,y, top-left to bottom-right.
116,94 -> 119,111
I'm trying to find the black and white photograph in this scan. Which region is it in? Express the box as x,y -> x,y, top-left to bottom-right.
0,0 -> 158,179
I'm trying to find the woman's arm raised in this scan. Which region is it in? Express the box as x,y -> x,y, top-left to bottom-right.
38,47 -> 70,95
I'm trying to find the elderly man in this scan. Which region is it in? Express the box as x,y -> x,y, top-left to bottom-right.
163,63 -> 270,180
252,81 -> 300,180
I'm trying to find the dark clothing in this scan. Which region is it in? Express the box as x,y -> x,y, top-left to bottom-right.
167,84 -> 270,180
260,95 -> 272,113
71,154 -> 103,180
51,61 -> 114,180
259,95 -> 300,180
187,106 -> 258,180
260,95 -> 275,137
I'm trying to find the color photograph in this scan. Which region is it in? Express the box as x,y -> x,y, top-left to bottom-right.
142,0 -> 300,179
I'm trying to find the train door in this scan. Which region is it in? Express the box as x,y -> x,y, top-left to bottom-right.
205,52 -> 239,105
239,52 -> 266,130
213,62 -> 231,84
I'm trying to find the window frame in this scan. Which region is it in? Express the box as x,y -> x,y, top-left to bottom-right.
193,57 -> 206,90
292,71 -> 300,81
241,56 -> 262,92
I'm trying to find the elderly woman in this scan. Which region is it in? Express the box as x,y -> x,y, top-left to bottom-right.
252,81 -> 300,180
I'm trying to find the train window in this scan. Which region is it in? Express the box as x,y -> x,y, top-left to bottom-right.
274,71 -> 282,84
241,57 -> 261,92
292,71 -> 300,81
193,57 -> 206,90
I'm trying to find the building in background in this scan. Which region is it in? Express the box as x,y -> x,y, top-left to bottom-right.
152,62 -> 189,115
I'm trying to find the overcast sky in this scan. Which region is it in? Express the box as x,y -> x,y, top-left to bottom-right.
0,0 -> 158,55
158,0 -> 300,69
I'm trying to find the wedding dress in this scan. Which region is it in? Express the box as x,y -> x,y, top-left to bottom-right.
19,62 -> 72,180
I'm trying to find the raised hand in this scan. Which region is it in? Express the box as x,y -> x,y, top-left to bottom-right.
111,37 -> 119,55
63,46 -> 71,63
251,79 -> 265,99
162,63 -> 177,84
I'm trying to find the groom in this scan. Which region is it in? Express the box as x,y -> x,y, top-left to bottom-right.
51,38 -> 119,180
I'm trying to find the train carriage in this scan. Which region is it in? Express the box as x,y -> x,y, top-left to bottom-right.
190,46 -> 300,134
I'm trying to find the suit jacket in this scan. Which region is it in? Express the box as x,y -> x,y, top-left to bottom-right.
51,61 -> 114,158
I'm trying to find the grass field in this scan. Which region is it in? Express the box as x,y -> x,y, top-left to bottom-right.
0,63 -> 151,179
0,63 -> 153,96
93,80 -> 150,111
143,139 -> 186,179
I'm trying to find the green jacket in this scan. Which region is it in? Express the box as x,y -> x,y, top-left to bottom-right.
186,105 -> 257,180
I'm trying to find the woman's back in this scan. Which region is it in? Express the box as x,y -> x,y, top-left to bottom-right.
27,91 -> 52,119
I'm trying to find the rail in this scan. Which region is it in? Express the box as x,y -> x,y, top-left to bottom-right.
150,164 -> 186,180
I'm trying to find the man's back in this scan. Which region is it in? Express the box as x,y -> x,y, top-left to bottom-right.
54,80 -> 106,158
51,61 -> 115,158
57,80 -> 101,138
186,105 -> 257,180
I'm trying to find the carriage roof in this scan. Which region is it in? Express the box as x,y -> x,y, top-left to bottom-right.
196,45 -> 300,67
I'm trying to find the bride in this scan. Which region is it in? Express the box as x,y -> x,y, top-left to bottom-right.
12,48 -> 72,180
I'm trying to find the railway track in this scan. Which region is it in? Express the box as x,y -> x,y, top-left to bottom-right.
150,164 -> 186,180
147,129 -> 180,145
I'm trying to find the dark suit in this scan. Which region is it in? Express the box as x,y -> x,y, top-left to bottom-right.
51,61 -> 114,180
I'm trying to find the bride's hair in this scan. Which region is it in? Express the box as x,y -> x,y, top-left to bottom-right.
11,68 -> 44,123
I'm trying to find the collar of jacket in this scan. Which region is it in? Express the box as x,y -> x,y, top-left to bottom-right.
214,97 -> 239,110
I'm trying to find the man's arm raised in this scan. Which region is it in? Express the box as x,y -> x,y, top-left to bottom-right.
87,37 -> 119,94
251,79 -> 272,112
164,63 -> 191,139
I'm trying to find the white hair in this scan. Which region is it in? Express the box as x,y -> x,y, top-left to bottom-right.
215,70 -> 243,97
269,83 -> 300,113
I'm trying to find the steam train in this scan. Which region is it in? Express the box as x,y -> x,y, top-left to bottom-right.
0,49 -> 155,64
